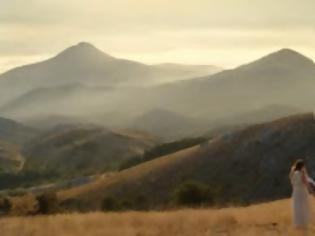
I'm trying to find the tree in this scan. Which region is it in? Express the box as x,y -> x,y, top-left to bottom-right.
102,196 -> 120,211
172,181 -> 213,207
0,198 -> 12,214
36,192 -> 58,214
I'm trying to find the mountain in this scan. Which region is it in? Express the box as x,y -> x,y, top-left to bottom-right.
1,47 -> 314,129
129,109 -> 209,141
154,63 -> 222,82
59,113 -> 315,210
0,84 -> 113,119
238,48 -> 315,73
139,48 -> 315,119
23,125 -> 159,176
0,117 -> 37,145
24,114 -> 85,130
202,105 -> 303,138
213,105 -> 304,127
0,140 -> 24,173
0,42 -> 219,106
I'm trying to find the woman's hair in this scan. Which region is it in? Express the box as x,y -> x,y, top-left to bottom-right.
289,159 -> 307,182
293,159 -> 305,171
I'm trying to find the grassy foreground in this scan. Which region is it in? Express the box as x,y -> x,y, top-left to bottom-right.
1,199 -> 315,236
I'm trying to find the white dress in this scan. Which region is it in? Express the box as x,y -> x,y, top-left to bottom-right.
291,171 -> 311,227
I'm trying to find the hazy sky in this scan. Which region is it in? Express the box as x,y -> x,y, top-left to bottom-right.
1,0 -> 314,73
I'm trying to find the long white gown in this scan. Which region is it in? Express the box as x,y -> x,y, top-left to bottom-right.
291,170 -> 311,227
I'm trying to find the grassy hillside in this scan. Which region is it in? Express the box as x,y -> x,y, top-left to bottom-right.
119,137 -> 208,170
0,117 -> 37,145
0,140 -> 24,173
23,125 -> 158,176
0,199 -> 312,236
59,113 -> 315,210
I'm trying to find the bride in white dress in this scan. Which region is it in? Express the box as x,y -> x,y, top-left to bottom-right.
290,159 -> 313,229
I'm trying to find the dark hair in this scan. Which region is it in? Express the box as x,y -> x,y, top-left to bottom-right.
294,159 -> 305,171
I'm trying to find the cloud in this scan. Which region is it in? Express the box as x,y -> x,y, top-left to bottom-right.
2,0 -> 315,30
0,0 -> 314,72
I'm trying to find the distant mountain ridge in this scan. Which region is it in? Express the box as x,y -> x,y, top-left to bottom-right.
0,117 -> 37,145
143,48 -> 315,119
1,46 -> 315,132
0,83 -> 112,118
0,42 -> 220,106
130,109 -> 209,141
238,48 -> 315,72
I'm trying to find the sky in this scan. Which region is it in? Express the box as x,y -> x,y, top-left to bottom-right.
0,0 -> 315,73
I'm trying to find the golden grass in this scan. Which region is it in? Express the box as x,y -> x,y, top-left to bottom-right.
1,199 -> 315,236
58,145 -> 200,207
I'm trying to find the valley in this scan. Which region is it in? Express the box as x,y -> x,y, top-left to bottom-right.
0,42 -> 315,235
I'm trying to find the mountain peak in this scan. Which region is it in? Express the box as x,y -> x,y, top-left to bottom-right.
76,42 -> 95,48
261,48 -> 313,65
240,48 -> 314,71
272,48 -> 311,59
55,42 -> 114,61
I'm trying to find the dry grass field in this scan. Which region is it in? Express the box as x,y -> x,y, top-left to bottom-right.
1,199 -> 315,236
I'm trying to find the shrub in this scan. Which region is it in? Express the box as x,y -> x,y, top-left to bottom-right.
9,194 -> 38,216
36,192 -> 58,214
0,198 -> 12,214
102,196 -> 120,212
133,194 -> 148,210
172,181 -> 213,207
119,199 -> 134,210
60,198 -> 83,212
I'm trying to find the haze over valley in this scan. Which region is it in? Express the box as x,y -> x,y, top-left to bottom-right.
0,43 -> 314,136
1,1 -> 315,235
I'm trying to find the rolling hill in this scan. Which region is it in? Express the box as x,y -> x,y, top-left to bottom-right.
212,105 -> 304,127
23,124 -> 159,176
0,140 -> 24,173
129,109 -> 210,141
0,117 -> 37,145
0,84 -> 113,119
59,113 -> 315,210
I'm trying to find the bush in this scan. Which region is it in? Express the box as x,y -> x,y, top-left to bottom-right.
60,198 -> 83,212
101,196 -> 140,211
102,196 -> 121,212
9,194 -> 38,216
172,181 -> 213,207
36,192 -> 58,214
119,199 -> 134,210
0,198 -> 12,214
